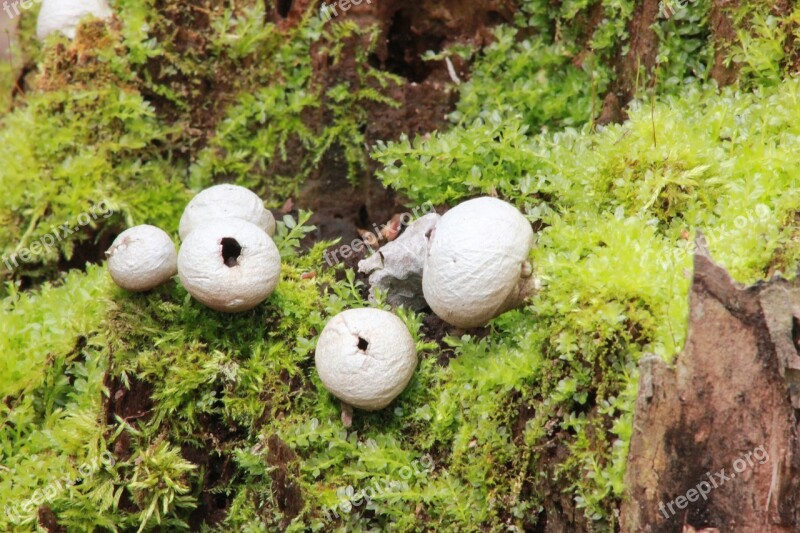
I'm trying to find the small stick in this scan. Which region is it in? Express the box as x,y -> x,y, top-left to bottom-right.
341,402 -> 353,428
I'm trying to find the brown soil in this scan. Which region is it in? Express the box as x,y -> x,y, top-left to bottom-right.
184,438 -> 238,530
37,506 -> 65,533
103,374 -> 154,426
265,434 -> 305,526
103,373 -> 154,466
609,0 -> 661,110
294,0 -> 515,247
709,0 -> 742,86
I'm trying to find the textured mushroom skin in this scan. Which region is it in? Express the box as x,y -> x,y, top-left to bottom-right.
179,184 -> 276,240
37,0 -> 113,40
107,225 -> 177,292
178,218 -> 281,312
315,308 -> 417,410
423,197 -> 534,328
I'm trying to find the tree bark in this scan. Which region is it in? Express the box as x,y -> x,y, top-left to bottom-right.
621,237 -> 800,531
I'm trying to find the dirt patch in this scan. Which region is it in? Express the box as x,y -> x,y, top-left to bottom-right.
103,374 -> 154,426
37,506 -> 65,533
533,431 -> 593,532
184,444 -> 238,530
709,0 -> 742,85
265,434 -> 304,525
56,225 -> 121,274
103,373 -> 154,463
612,0 -> 661,105
294,0 -> 514,246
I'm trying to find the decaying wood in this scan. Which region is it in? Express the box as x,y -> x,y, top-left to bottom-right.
621,236 -> 800,531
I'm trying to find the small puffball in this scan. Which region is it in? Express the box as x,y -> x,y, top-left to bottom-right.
315,308 -> 417,411
178,218 -> 281,312
179,184 -> 276,241
422,197 -> 534,328
37,0 -> 113,41
106,225 -> 177,292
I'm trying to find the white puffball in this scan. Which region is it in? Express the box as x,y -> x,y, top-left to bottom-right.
179,184 -> 276,241
422,197 -> 534,328
37,0 -> 113,41
315,308 -> 417,411
178,218 -> 281,312
106,225 -> 177,292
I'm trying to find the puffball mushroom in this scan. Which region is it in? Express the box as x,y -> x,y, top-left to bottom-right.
179,184 -> 276,241
178,218 -> 281,312
106,225 -> 177,292
315,308 -> 417,411
422,196 -> 534,328
36,0 -> 113,41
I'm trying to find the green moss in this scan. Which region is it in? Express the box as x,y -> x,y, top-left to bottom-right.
0,87 -> 188,287
3,0 -> 800,531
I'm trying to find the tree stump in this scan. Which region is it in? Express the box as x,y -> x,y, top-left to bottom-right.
621,238 -> 800,531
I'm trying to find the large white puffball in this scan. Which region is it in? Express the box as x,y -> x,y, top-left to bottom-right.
178,218 -> 281,312
315,308 -> 418,411
179,184 -> 276,241
37,0 -> 113,41
106,225 -> 177,292
422,197 -> 534,328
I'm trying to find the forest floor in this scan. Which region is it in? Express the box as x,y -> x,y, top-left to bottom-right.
2,0 -> 800,531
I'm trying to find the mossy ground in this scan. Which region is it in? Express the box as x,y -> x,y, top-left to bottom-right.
2,0 -> 800,531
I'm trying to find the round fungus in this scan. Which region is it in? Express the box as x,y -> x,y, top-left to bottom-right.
177,218 -> 281,312
315,308 -> 418,411
106,225 -> 177,292
179,184 -> 276,241
422,196 -> 534,328
37,0 -> 113,41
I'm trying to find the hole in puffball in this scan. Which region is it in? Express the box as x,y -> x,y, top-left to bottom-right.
221,238 -> 242,267
357,337 -> 369,351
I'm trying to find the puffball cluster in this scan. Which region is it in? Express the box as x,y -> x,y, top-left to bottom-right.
315,308 -> 417,411
178,217 -> 281,312
37,0 -> 113,41
106,185 -> 281,313
423,197 -> 534,328
177,185 -> 281,312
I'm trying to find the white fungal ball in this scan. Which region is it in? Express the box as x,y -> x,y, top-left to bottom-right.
315,308 -> 417,411
422,197 -> 534,328
37,0 -> 113,41
106,225 -> 177,292
178,218 -> 281,312
179,184 -> 276,241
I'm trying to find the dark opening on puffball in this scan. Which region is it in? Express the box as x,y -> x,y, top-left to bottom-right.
221,238 -> 242,267
357,336 -> 369,351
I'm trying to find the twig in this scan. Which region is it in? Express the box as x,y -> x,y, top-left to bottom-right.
651,64 -> 659,147
444,56 -> 461,85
